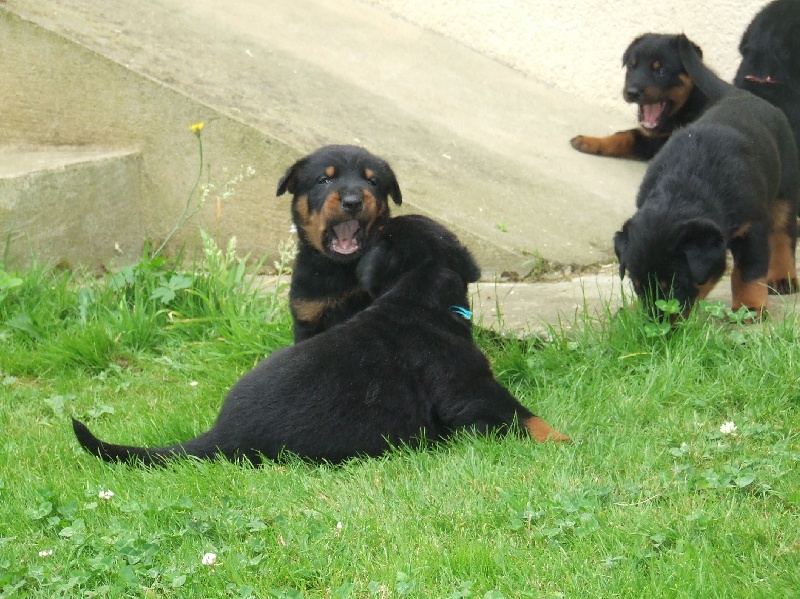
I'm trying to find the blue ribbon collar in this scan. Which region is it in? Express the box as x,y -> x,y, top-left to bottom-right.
449,305 -> 473,320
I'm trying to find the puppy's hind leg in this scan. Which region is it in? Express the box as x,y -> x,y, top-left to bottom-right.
522,415 -> 570,443
449,380 -> 570,443
486,382 -> 570,443
766,200 -> 799,294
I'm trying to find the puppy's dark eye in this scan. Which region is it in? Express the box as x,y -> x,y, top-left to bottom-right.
317,176 -> 333,185
367,177 -> 378,187
654,67 -> 665,77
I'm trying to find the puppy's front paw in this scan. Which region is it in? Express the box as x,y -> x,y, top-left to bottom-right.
570,134 -> 603,154
767,277 -> 798,295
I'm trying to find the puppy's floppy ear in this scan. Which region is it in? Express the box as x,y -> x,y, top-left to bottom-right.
276,157 -> 307,197
691,41 -> 703,59
613,223 -> 630,279
453,245 -> 481,285
385,165 -> 403,205
678,218 -> 726,284
673,33 -> 703,60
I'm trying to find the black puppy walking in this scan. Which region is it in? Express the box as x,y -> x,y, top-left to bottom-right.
277,145 -> 402,342
614,35 -> 799,315
72,215 -> 568,465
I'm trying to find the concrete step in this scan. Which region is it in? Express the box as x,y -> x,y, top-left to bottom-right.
472,273 -> 800,335
0,147 -> 145,270
471,269 -> 800,335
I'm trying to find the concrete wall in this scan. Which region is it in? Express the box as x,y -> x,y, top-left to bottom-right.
364,0 -> 764,117
0,0 -> 771,273
0,10 -> 299,270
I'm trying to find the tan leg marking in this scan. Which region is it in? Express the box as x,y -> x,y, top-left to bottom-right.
730,266 -> 768,314
523,416 -> 570,443
570,130 -> 637,158
291,299 -> 327,323
291,286 -> 368,326
695,278 -> 720,301
767,201 -> 798,294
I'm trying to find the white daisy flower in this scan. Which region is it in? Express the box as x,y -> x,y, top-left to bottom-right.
202,552 -> 217,566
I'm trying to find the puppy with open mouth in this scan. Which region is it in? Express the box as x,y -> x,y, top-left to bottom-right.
277,145 -> 402,342
571,33 -> 708,161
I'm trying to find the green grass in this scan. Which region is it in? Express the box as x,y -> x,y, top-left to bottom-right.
1,240 -> 799,598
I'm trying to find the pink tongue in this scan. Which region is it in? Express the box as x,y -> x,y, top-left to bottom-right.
745,74 -> 776,84
641,103 -> 665,129
331,220 -> 360,255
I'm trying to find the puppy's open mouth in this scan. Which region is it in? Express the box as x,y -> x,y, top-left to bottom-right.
639,102 -> 667,130
330,219 -> 361,255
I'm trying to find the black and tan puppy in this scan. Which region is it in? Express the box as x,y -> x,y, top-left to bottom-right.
571,34 -> 708,160
72,215 -> 568,466
734,0 -> 800,197
277,145 -> 402,342
614,35 -> 799,316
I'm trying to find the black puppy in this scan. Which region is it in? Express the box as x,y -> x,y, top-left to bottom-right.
734,0 -> 800,204
614,35 -> 799,316
277,145 -> 402,342
571,34 -> 708,160
72,215 -> 568,466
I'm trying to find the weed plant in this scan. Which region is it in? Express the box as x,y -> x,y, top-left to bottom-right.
0,243 -> 798,598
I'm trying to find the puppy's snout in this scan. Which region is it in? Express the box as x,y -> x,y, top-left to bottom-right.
341,192 -> 363,214
624,85 -> 641,101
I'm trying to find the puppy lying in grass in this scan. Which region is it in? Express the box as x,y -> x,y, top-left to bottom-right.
72,215 -> 568,465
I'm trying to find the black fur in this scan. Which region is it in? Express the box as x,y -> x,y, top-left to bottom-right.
734,0 -> 800,210
277,145 -> 402,342
614,35 -> 799,316
72,216 -> 568,466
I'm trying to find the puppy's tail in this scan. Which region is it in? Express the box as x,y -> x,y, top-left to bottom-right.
71,417 -> 225,466
677,34 -> 737,103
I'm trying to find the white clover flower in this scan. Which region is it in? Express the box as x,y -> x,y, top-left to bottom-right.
98,490 -> 115,500
38,549 -> 53,557
189,381 -> 199,387
680,442 -> 690,452
336,521 -> 343,530
720,421 -> 737,435
202,552 -> 217,566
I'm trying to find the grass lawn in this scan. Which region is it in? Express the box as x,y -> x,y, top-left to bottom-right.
1,239 -> 798,598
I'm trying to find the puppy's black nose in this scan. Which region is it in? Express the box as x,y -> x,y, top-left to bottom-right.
625,86 -> 641,100
341,192 -> 363,213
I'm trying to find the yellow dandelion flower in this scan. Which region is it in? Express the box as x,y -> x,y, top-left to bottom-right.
190,122 -> 204,134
